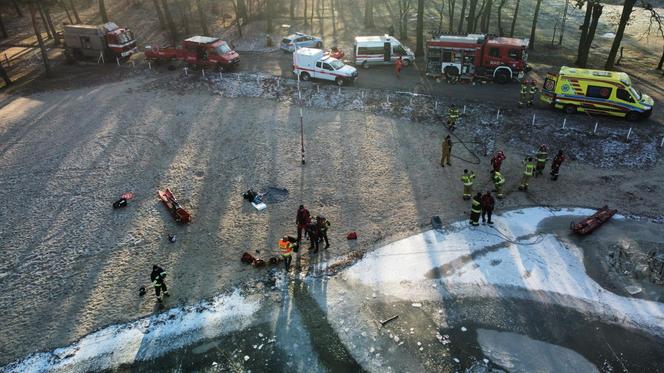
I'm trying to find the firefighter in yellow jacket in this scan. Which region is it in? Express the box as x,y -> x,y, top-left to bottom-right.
279,236 -> 295,271
519,157 -> 535,191
461,169 -> 475,200
491,170 -> 505,199
528,80 -> 538,107
470,192 -> 482,226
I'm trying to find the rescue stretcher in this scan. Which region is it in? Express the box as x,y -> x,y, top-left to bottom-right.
570,206 -> 617,235
158,188 -> 191,223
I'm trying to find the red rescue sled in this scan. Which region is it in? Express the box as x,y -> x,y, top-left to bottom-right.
158,188 -> 191,223
570,206 -> 617,235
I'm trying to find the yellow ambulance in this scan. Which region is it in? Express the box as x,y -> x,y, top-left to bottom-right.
540,66 -> 653,121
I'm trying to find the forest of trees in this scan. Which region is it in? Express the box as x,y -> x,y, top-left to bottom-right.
0,0 -> 663,76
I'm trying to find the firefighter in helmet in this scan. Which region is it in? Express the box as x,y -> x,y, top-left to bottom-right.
528,80 -> 538,107
447,104 -> 460,131
519,80 -> 529,108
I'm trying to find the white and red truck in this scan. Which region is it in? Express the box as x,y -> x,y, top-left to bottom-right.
425,33 -> 530,83
63,22 -> 137,62
293,47 -> 357,86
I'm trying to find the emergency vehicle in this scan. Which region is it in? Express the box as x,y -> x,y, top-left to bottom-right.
352,35 -> 415,68
145,36 -> 240,70
425,33 -> 529,83
63,22 -> 137,61
540,66 -> 653,121
293,47 -> 358,86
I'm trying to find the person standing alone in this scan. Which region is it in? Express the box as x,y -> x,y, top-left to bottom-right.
441,135 -> 452,167
150,265 -> 170,303
395,55 -> 403,78
550,150 -> 566,181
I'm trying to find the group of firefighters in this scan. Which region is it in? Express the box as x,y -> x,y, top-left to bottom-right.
447,141 -> 566,226
519,80 -> 539,108
278,205 -> 331,271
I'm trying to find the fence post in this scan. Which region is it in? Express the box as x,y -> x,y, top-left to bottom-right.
531,113 -> 536,126
184,67 -> 188,76
626,127 -> 633,142
593,122 -> 598,134
562,118 -> 566,129
496,109 -> 500,120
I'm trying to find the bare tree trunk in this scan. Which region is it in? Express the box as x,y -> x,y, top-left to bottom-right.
267,0 -> 273,33
528,0 -> 542,50
658,46 -> 664,70
438,1 -> 444,32
458,0 -> 467,33
415,0 -> 424,56
152,0 -> 167,30
43,5 -> 59,45
466,0 -> 478,33
161,0 -> 178,43
304,0 -> 308,26
509,0 -> 519,37
28,3 -> 51,77
311,0 -> 315,25
232,0 -> 243,37
99,0 -> 109,23
605,0 -> 636,70
558,0 -> 569,45
576,1 -> 593,65
448,0 -> 456,33
176,0 -> 190,35
290,0 -> 295,22
60,2 -> 74,24
0,11 -> 7,38
69,0 -> 81,23
196,0 -> 209,35
37,4 -> 53,40
12,0 -> 23,17
365,0 -> 374,28
578,2 -> 602,66
497,0 -> 506,36
474,0 -> 486,32
481,0 -> 492,33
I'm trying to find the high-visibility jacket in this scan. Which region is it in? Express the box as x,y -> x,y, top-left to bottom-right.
523,160 -> 535,176
461,173 -> 475,186
520,84 -> 528,94
493,172 -> 505,186
529,85 -> 538,94
471,197 -> 481,213
448,108 -> 460,119
536,150 -> 548,165
279,239 -> 293,256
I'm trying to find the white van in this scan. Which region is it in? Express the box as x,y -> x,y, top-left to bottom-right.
293,48 -> 358,86
353,35 -> 415,68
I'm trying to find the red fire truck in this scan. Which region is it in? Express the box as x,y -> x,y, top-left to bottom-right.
145,36 -> 240,70
63,22 -> 137,62
425,33 -> 530,84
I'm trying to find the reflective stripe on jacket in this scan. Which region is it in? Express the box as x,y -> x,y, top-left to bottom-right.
536,151 -> 547,163
471,198 -> 481,213
279,239 -> 293,256
523,161 -> 535,176
461,173 -> 475,186
493,172 -> 505,185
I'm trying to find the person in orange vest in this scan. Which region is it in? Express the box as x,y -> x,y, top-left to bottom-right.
278,236 -> 295,271
395,55 -> 403,78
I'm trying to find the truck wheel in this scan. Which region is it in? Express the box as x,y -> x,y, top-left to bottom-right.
402,59 -> 411,67
64,49 -> 76,64
315,41 -> 322,48
300,72 -> 311,81
362,61 -> 369,69
215,64 -> 225,72
626,111 -> 641,121
563,104 -> 577,115
494,72 -> 510,84
335,77 -> 345,86
444,66 -> 460,84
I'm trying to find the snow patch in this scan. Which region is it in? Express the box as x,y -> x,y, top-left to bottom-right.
3,290 -> 260,373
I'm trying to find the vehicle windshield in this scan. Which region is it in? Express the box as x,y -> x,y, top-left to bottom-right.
629,87 -> 642,101
117,31 -> 133,44
329,59 -> 345,70
214,43 -> 232,55
508,49 -> 522,60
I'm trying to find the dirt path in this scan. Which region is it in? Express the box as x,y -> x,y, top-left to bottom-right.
0,72 -> 663,364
